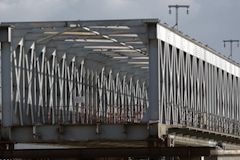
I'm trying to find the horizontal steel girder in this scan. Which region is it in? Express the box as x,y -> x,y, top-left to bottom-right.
0,147 -> 213,159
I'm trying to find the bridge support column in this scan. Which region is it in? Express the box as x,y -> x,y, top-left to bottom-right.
148,23 -> 160,123
0,25 -> 13,140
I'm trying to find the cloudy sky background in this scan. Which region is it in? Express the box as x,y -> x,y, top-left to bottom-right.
0,0 -> 240,61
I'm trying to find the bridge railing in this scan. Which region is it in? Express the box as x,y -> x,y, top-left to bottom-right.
165,103 -> 240,136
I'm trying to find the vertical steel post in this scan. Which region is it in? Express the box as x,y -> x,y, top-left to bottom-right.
0,26 -> 13,140
176,7 -> 178,30
148,23 -> 160,122
223,39 -> 239,58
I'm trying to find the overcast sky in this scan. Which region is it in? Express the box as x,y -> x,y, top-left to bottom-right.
1,0 -> 240,61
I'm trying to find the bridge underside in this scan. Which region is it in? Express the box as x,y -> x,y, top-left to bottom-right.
1,19 -> 240,149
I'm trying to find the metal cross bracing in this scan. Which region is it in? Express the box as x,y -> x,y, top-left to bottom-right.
158,40 -> 240,130
156,24 -> 240,137
1,19 -> 240,144
1,20 -> 150,126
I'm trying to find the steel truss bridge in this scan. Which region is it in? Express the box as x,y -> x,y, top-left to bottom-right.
1,19 -> 240,157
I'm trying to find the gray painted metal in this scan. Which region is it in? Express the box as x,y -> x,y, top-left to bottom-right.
148,23 -> 159,121
0,26 -> 13,128
1,19 -> 240,145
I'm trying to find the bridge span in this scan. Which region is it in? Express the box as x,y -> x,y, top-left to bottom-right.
1,19 -> 240,157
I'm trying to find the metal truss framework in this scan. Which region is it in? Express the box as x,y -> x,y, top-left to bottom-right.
10,40 -> 148,125
155,24 -> 240,137
1,19 -> 240,144
1,20 -> 149,127
158,40 -> 240,134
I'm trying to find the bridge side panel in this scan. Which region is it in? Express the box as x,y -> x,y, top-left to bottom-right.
156,23 -> 240,136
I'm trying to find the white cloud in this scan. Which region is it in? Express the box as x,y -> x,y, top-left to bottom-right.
0,0 -> 240,60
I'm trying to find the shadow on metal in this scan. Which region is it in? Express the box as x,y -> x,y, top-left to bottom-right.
0,147 -> 213,159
